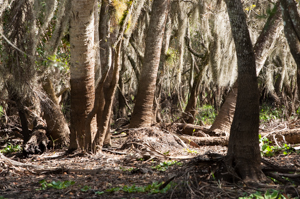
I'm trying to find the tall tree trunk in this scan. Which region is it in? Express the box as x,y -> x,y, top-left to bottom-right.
129,0 -> 170,128
209,3 -> 282,134
69,0 -> 96,151
183,24 -> 208,123
225,0 -> 266,183
280,0 -> 300,96
118,52 -> 127,118
92,43 -> 121,153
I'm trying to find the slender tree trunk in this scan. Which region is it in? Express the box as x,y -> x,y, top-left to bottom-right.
118,52 -> 127,118
42,78 -> 70,147
183,24 -> 209,123
69,0 -> 96,151
130,0 -> 170,128
92,43 -> 121,153
225,0 -> 267,183
209,3 -> 282,134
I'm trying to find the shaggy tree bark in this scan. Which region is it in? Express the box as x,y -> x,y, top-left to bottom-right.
280,0 -> 300,96
225,0 -> 267,183
209,3 -> 282,134
42,78 -> 70,147
69,0 -> 97,151
130,0 -> 170,128
86,0 -> 133,153
183,26 -> 209,123
41,0 -> 71,147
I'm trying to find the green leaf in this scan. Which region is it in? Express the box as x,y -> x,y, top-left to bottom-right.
95,191 -> 104,195
81,185 -> 91,192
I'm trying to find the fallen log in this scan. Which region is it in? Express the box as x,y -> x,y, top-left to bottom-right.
181,135 -> 229,146
262,128 -> 300,144
172,123 -> 212,136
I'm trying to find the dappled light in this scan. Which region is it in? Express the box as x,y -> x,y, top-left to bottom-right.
1,0 -> 300,198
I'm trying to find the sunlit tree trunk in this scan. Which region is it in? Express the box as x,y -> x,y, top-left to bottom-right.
69,0 -> 97,151
130,0 -> 170,128
225,0 -> 267,183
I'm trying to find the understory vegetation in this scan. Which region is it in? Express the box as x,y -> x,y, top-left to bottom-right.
1,0 -> 300,198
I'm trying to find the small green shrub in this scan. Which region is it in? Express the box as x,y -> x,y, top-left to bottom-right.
81,185 -> 91,192
195,105 -> 216,125
0,144 -> 22,154
259,135 -> 294,157
239,189 -> 291,199
260,104 -> 283,123
37,180 -> 75,190
152,160 -> 182,171
120,167 -> 134,172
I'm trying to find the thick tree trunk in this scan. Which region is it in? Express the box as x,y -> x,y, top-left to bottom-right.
69,0 -> 96,151
130,0 -> 170,128
225,0 -> 267,183
209,3 -> 282,134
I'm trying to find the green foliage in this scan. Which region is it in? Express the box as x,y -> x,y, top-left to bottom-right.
152,160 -> 183,172
104,181 -> 176,195
47,54 -> 70,72
0,144 -> 22,154
239,189 -> 291,199
37,180 -> 75,190
95,191 -> 104,195
260,104 -> 283,123
0,106 -> 4,118
0,196 -> 7,199
259,135 -> 294,157
184,148 -> 198,154
81,185 -> 91,192
120,167 -> 134,172
165,48 -> 177,64
195,105 -> 216,125
105,187 -> 121,193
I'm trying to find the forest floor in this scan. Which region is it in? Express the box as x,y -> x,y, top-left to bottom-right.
0,121 -> 300,199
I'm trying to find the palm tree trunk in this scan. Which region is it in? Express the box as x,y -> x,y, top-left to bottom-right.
209,3 -> 282,134
130,0 -> 170,128
280,0 -> 300,96
225,0 -> 267,183
69,0 -> 97,151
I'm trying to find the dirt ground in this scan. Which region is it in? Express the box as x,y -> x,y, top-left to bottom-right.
0,124 -> 300,199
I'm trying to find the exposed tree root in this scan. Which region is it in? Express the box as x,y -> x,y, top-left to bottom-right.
158,153 -> 300,198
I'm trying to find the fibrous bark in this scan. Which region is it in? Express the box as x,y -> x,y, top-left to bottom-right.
209,3 -> 282,135
130,0 -> 170,128
225,0 -> 267,183
69,0 -> 97,151
280,0 -> 300,96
